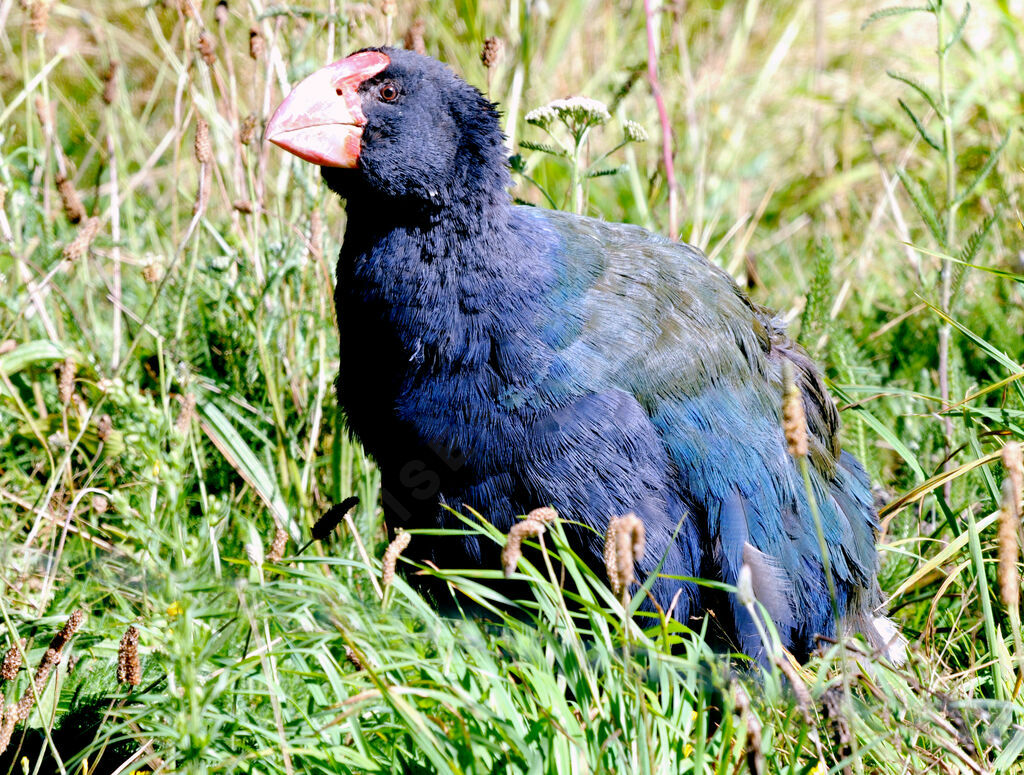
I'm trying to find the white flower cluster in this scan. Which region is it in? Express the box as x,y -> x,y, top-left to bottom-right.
623,120 -> 648,143
525,96 -> 611,129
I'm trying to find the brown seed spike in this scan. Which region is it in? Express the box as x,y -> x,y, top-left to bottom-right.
481,36 -> 503,68
198,31 -> 217,65
57,357 -> 75,405
311,496 -> 360,542
194,118 -> 213,165
404,19 -> 426,55
28,0 -> 50,36
239,113 -> 257,145
96,413 -> 113,442
998,477 -> 1021,611
0,706 -> 16,755
614,514 -> 645,594
248,27 -> 265,61
117,626 -> 141,686
604,517 -> 622,594
266,526 -> 288,564
102,62 -> 119,105
525,506 -> 558,524
501,519 -> 545,578
62,217 -> 101,262
1,640 -> 25,684
382,530 -> 411,587
781,362 -> 808,459
56,174 -> 86,224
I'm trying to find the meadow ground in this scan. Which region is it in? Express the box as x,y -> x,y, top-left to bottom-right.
1,0 -> 1023,772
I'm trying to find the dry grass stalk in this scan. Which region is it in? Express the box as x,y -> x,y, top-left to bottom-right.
501,518 -> 546,577
1,640 -> 25,684
57,357 -> 75,405
266,526 -> 288,564
382,530 -> 411,587
782,362 -> 808,459
604,513 -> 645,596
404,20 -> 426,55
56,174 -> 86,224
249,27 -> 265,60
62,216 -> 101,262
198,31 -> 217,65
117,625 -> 141,686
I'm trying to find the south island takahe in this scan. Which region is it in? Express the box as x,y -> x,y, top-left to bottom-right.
266,46 -> 904,663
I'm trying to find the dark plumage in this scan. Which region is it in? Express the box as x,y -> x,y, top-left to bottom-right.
267,46 -> 903,662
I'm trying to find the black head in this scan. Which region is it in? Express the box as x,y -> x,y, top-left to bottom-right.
267,47 -> 511,211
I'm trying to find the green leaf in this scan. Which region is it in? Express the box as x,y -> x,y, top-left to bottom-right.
895,167 -> 945,245
943,1 -> 971,52
886,71 -> 941,115
897,98 -> 943,152
861,5 -> 932,30
954,131 -> 1009,204
518,139 -> 566,156
0,340 -> 74,376
198,398 -> 295,539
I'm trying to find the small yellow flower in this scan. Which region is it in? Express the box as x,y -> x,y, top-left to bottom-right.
166,602 -> 183,618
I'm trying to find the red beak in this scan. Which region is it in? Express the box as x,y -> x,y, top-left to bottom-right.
265,51 -> 390,168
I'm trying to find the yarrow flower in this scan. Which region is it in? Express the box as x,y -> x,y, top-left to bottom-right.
623,120 -> 648,143
526,96 -> 611,130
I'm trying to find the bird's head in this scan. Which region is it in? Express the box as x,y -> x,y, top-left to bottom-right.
266,47 -> 510,210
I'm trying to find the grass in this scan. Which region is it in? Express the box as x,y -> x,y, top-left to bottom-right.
1,0 -> 1023,771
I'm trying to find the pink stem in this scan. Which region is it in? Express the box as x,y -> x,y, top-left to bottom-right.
643,0 -> 679,239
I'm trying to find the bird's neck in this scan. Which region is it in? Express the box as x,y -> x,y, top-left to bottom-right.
338,197 -> 549,369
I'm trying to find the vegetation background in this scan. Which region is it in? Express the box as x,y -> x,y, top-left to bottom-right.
1,0 -> 1023,771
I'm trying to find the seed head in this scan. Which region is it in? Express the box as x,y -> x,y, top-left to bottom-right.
381,0 -> 397,17
249,27 -> 265,60
194,118 -> 213,165
198,31 -> 217,65
404,19 -> 426,55
232,199 -> 254,214
1,640 -> 25,683
57,358 -> 75,405
266,526 -> 288,563
998,465 -> 1022,610
214,0 -> 228,25
28,0 -> 50,36
102,62 -> 119,105
117,626 -> 141,686
62,217 -> 101,262
1003,442 -> 1023,517
56,174 -> 86,224
239,113 -> 257,145
96,413 -> 113,442
33,96 -> 52,131
0,705 -> 16,754
736,564 -> 755,608
525,506 -> 557,524
382,529 -> 411,587
142,257 -> 163,283
501,519 -> 545,578
91,494 -> 109,514
311,496 -> 360,541
604,514 -> 645,596
781,362 -> 808,459
175,393 -> 196,434
481,36 -> 503,68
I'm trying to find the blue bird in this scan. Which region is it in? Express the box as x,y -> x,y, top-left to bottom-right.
266,47 -> 904,663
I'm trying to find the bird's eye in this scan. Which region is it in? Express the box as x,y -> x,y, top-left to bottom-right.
379,82 -> 399,102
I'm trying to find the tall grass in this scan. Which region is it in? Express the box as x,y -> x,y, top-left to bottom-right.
1,0 -> 1022,772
